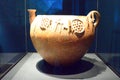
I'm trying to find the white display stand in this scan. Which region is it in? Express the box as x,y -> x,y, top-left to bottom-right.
2,53 -> 120,80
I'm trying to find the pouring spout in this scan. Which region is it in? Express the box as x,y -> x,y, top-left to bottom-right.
28,9 -> 36,25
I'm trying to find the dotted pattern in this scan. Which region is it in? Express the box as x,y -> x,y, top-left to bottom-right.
71,19 -> 84,33
40,18 -> 50,30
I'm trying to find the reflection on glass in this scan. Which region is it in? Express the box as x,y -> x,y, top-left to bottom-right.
0,53 -> 26,79
97,0 -> 120,77
0,0 -> 26,79
97,53 -> 120,76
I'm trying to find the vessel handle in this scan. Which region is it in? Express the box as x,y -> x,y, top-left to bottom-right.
87,10 -> 100,27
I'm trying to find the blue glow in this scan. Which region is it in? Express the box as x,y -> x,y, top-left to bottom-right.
114,8 -> 120,28
28,0 -> 63,14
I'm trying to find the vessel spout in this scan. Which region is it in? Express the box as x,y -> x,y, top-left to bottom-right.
28,9 -> 36,24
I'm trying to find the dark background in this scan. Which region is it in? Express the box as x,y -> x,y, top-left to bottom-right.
0,0 -> 26,52
0,0 -> 120,75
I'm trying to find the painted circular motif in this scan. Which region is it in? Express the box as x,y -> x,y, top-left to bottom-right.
71,19 -> 84,33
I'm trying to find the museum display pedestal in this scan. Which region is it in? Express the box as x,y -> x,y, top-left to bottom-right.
2,53 -> 120,80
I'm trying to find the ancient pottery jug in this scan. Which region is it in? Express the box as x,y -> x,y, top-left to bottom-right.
28,9 -> 100,66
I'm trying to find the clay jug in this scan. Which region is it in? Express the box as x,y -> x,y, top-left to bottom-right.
28,9 -> 100,66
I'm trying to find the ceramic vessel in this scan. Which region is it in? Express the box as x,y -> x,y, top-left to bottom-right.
28,9 -> 100,66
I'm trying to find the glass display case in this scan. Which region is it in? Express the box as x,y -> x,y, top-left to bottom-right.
96,0 -> 120,77
0,0 -> 26,79
0,0 -> 120,80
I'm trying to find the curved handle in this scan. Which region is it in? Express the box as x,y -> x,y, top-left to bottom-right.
87,10 -> 100,27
